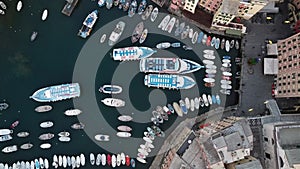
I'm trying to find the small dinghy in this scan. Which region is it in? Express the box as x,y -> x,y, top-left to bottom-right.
16,1 -> 22,12
100,34 -> 106,43
99,84 -> 122,94
40,143 -> 51,149
41,9 -> 48,21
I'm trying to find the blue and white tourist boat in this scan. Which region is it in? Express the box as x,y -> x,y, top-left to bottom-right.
139,58 -> 204,74
144,74 -> 196,90
128,0 -> 137,17
30,83 -> 80,102
137,0 -> 146,15
78,10 -> 98,39
112,46 -> 156,61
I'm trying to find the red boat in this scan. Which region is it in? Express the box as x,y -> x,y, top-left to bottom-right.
206,36 -> 211,46
205,82 -> 215,88
125,155 -> 130,166
222,76 -> 231,80
10,120 -> 19,129
107,154 -> 111,166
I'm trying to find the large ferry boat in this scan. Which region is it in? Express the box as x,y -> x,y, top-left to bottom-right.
30,83 -> 80,102
112,46 -> 156,61
144,74 -> 196,90
139,58 -> 204,74
108,21 -> 126,46
78,10 -> 98,39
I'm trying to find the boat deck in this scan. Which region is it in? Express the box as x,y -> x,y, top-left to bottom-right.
142,58 -> 178,72
61,0 -> 79,16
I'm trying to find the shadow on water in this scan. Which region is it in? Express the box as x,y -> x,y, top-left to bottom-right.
8,52 -> 32,77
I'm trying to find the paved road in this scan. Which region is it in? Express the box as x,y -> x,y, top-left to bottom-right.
237,1 -> 293,116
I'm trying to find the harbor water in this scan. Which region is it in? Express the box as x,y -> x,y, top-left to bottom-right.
0,0 -> 239,168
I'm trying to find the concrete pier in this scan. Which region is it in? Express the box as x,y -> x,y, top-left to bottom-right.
61,0 -> 79,16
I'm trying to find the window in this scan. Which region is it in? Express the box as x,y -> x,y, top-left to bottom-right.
265,152 -> 271,159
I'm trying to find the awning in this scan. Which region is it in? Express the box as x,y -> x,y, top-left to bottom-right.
264,58 -> 278,75
267,44 -> 278,56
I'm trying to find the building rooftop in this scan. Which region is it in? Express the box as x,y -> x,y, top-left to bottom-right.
234,158 -> 263,169
224,132 -> 243,151
219,0 -> 239,15
285,149 -> 300,167
203,140 -> 222,164
278,127 -> 300,148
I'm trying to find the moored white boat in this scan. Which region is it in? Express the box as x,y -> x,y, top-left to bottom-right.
117,154 -> 121,166
156,42 -> 171,49
38,133 -> 54,140
173,102 -> 183,117
164,17 -> 176,33
191,31 -> 198,44
116,132 -> 131,138
62,156 -> 67,168
117,115 -> 133,122
0,129 -> 13,136
108,21 -> 126,46
136,157 -> 147,164
76,156 -> 81,168
101,98 -> 125,107
111,154 -> 116,167
158,15 -> 170,30
185,97 -> 190,110
0,135 -> 12,142
71,122 -> 85,129
20,143 -> 33,150
40,121 -> 54,128
100,154 -> 106,166
121,153 -> 126,165
2,145 -> 18,153
202,94 -> 209,107
117,125 -> 132,132
80,154 -> 85,166
150,7 -> 158,22
194,97 -> 200,109
94,134 -> 110,141
225,40 -> 230,52
41,9 -> 48,21
64,109 -> 82,116
39,158 -> 44,169
40,143 -> 51,149
90,153 -> 95,165
44,159 -> 49,169
96,154 -> 101,166
58,136 -> 71,142
139,28 -> 148,44
190,99 -> 195,111
16,1 -> 22,12
58,131 -> 70,137
100,34 -> 106,43
35,105 -> 52,112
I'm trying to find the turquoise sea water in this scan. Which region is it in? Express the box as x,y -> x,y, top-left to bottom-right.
0,0 -> 239,168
